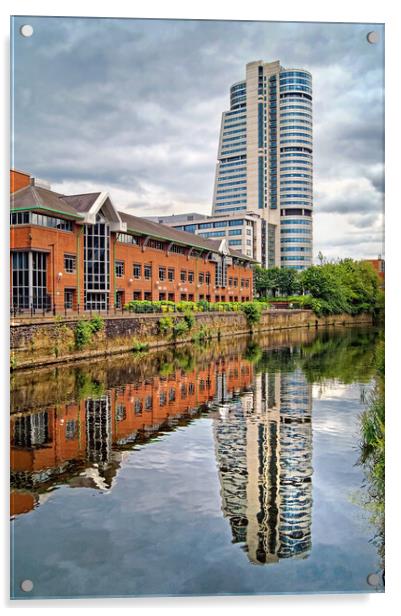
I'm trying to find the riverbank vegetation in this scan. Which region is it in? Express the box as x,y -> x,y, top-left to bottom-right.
359,340 -> 385,574
255,259 -> 383,317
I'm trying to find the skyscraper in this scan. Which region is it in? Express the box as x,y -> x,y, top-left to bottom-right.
212,60 -> 313,270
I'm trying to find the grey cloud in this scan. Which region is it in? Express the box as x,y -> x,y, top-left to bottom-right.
11,16 -> 384,259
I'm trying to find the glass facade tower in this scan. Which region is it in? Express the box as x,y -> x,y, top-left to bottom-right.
212,60 -> 313,270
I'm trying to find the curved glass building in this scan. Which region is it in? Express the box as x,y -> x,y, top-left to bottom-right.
212,60 -> 313,270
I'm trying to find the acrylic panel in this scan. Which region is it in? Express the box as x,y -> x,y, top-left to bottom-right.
10,16 -> 385,599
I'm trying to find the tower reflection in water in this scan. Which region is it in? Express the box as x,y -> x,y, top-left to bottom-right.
212,366 -> 313,565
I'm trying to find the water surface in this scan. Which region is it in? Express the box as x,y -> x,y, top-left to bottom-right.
10,326 -> 384,598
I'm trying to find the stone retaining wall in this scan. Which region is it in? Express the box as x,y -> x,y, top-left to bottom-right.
10,309 -> 373,370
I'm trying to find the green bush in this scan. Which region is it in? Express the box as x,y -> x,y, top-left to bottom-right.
89,314 -> 104,333
183,313 -> 195,330
240,301 -> 262,327
192,325 -> 213,343
132,339 -> 149,353
75,320 -> 94,349
158,316 -> 174,335
75,316 -> 104,349
173,319 -> 190,338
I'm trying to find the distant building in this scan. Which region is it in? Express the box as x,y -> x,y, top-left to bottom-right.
212,60 -> 314,270
149,211 -> 263,264
363,257 -> 385,289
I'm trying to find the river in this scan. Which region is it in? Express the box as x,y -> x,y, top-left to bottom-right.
10,326 -> 384,598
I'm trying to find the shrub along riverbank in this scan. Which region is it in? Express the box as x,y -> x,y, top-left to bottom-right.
359,340 -> 385,576
255,259 -> 384,317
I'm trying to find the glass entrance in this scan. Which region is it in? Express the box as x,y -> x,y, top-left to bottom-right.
84,214 -> 110,311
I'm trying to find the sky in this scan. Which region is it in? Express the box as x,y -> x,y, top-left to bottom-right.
11,17 -> 385,261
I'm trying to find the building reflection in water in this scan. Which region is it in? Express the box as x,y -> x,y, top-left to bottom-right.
10,354 -> 254,516
212,366 -> 313,565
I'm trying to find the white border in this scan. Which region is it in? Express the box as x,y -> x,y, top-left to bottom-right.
1,1 -> 400,614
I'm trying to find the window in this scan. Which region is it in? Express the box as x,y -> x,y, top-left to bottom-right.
167,268 -> 175,282
116,404 -> 126,422
159,267 -> 166,281
144,264 -> 152,279
65,419 -> 78,440
147,239 -> 165,251
64,254 -> 76,273
117,233 -> 139,244
115,260 -> 124,277
133,263 -> 141,279
180,270 -> 187,282
64,288 -> 74,309
198,272 -> 204,284
134,399 -> 143,415
18,212 -> 73,231
133,291 -> 142,300
188,294 -> 194,301
205,272 -> 211,285
233,278 -> 238,287
188,271 -> 194,283
144,291 -> 152,300
10,211 -> 29,225
170,244 -> 186,254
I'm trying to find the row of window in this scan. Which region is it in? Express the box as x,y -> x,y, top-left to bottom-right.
280,71 -> 311,80
281,238 -> 312,245
280,110 -> 312,118
214,199 -> 247,206
115,262 -> 213,285
281,255 -> 310,262
280,99 -> 312,108
281,179 -> 312,185
216,179 -> 247,188
281,139 -> 313,146
281,227 -> 312,234
214,206 -> 247,213
217,173 -> 247,182
220,147 -> 247,157
216,186 -> 247,195
222,135 -> 246,144
280,85 -> 312,94
10,211 -> 73,231
281,172 -> 312,177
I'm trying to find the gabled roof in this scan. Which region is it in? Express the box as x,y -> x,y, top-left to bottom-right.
65,192 -> 126,231
10,185 -> 84,219
10,178 -> 255,262
119,210 -> 254,260
62,192 -> 101,213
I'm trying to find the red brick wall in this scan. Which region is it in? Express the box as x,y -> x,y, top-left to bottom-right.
10,223 -> 84,309
10,225 -> 253,309
10,170 -> 31,193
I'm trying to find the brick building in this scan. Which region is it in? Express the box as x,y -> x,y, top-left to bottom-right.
10,170 -> 254,312
363,257 -> 385,290
11,353 -> 253,514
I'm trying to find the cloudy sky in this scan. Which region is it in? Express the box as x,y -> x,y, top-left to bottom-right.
12,17 -> 384,261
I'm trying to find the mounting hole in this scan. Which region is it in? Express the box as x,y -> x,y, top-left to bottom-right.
20,579 -> 34,592
20,24 -> 34,38
367,31 -> 379,44
367,573 -> 380,586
